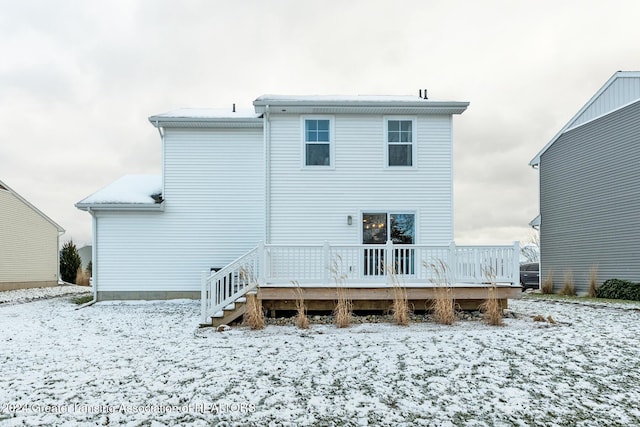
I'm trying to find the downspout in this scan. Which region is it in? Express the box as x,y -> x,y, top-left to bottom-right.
155,121 -> 166,198
57,230 -> 64,285
264,105 -> 271,243
77,207 -> 98,309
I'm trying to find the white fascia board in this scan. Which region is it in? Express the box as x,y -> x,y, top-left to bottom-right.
253,96 -> 469,115
148,116 -> 263,128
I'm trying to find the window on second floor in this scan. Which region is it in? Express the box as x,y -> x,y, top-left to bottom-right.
386,119 -> 415,167
304,118 -> 332,167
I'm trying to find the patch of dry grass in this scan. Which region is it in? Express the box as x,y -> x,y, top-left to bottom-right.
541,270 -> 554,294
588,266 -> 599,298
560,270 -> 576,296
292,281 -> 309,329
426,259 -> 456,325
330,257 -> 353,328
387,264 -> 410,326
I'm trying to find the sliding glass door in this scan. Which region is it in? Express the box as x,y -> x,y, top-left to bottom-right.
362,212 -> 415,276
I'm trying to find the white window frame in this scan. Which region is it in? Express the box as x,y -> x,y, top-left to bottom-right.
301,115 -> 335,169
384,116 -> 417,169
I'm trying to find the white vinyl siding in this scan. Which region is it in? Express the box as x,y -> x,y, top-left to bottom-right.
268,114 -> 453,245
0,190 -> 59,284
93,128 -> 265,292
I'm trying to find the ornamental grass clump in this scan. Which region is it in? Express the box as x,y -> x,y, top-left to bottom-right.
292,281 -> 309,330
588,266 -> 599,298
244,293 -> 265,330
387,264 -> 410,326
427,259 -> 456,325
75,267 -> 90,286
560,270 -> 576,296
478,269 -> 504,326
541,270 -> 554,294
240,268 -> 264,330
330,256 -> 353,328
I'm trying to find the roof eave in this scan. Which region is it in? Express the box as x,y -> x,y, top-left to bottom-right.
75,201 -> 165,212
148,116 -> 263,128
253,101 -> 469,115
0,179 -> 65,232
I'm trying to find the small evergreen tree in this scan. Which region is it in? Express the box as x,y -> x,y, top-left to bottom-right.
60,240 -> 82,283
86,260 -> 92,276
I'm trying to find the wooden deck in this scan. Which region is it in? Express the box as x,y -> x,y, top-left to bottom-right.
201,241 -> 522,326
207,283 -> 522,326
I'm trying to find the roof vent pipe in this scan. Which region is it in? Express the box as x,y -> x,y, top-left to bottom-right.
419,89 -> 422,98
232,103 -> 236,113
423,89 -> 428,100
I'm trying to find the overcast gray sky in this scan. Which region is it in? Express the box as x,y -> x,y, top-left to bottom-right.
2,0 -> 639,247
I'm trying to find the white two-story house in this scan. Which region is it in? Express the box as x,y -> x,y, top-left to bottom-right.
77,94 -> 520,323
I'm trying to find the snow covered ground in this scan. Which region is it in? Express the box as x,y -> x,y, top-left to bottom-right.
1,289 -> 640,426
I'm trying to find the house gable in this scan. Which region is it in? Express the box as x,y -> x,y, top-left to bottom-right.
530,71 -> 640,166
0,179 -> 63,288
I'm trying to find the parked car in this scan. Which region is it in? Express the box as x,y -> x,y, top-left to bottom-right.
520,262 -> 539,291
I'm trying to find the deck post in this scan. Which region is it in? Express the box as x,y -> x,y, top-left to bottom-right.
385,240 -> 394,273
200,270 -> 209,325
449,241 -> 457,283
323,240 -> 330,285
258,240 -> 266,285
512,241 -> 520,285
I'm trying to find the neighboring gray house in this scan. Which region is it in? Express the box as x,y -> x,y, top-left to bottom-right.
530,71 -> 640,293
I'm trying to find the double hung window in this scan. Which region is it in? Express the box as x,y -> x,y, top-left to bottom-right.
304,118 -> 332,167
386,119 -> 415,167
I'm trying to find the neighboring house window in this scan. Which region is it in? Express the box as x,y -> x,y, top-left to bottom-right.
386,119 -> 415,167
304,118 -> 332,167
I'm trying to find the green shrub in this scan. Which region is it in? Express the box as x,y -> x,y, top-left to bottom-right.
596,279 -> 640,301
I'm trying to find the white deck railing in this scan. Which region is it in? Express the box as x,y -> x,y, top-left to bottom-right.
201,241 -> 520,324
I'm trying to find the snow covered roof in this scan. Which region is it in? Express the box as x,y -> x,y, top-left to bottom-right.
530,71 -> 640,166
152,107 -> 259,119
149,107 -> 262,128
149,93 -> 469,127
0,178 -> 65,232
253,94 -> 469,115
76,175 -> 163,211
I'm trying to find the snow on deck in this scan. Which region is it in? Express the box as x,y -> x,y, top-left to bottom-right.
77,174 -> 161,205
1,292 -> 640,425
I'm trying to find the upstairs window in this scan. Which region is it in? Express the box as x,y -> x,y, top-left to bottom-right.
386,119 -> 415,167
304,118 -> 332,167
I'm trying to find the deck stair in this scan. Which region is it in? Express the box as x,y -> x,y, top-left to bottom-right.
210,295 -> 253,327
